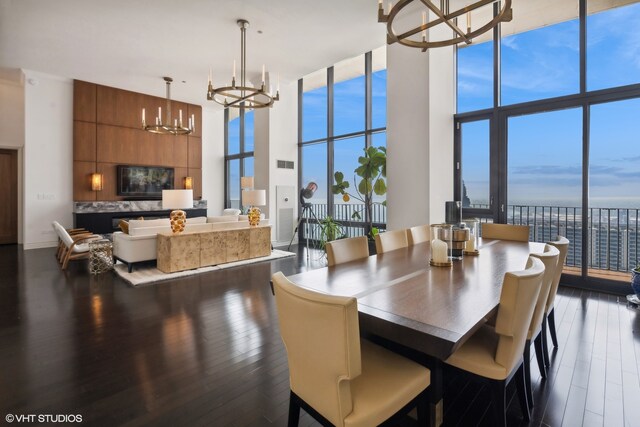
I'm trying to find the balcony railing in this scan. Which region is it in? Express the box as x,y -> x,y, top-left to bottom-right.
301,202 -> 639,279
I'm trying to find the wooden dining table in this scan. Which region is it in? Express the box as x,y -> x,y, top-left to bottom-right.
286,238 -> 546,426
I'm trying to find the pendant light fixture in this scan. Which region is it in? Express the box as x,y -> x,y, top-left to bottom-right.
142,77 -> 195,135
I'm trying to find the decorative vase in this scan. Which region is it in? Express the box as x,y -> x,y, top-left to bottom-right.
170,210 -> 186,233
632,270 -> 640,297
248,207 -> 261,227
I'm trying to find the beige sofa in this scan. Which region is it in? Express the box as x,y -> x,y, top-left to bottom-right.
113,214 -> 265,272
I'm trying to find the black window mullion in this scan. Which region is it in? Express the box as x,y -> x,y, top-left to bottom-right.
580,0 -> 586,94
365,51 -> 372,148
297,79 -> 304,233
327,66 -> 335,219
224,108 -> 230,208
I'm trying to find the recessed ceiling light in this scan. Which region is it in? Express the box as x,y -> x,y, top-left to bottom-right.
257,30 -> 263,34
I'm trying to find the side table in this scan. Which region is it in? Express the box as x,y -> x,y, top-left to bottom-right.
89,238 -> 114,274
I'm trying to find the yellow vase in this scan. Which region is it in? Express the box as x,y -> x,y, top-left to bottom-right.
248,207 -> 261,227
170,210 -> 186,233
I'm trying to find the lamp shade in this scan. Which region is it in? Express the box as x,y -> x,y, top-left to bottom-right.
162,189 -> 193,209
242,189 -> 266,207
240,176 -> 254,189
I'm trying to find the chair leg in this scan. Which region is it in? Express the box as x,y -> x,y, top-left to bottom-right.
534,333 -> 547,379
287,391 -> 300,427
416,389 -> 430,427
541,316 -> 551,368
490,379 -> 507,427
548,308 -> 558,348
61,250 -> 72,270
523,339 -> 534,410
515,364 -> 531,422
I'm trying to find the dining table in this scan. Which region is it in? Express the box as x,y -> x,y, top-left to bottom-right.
286,238 -> 546,427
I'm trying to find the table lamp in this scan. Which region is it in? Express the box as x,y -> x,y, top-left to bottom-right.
162,189 -> 193,233
242,189 -> 266,226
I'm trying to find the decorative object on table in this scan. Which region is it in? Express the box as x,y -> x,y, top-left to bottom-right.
169,210 -> 186,233
430,223 -> 452,267
141,77 -> 195,135
377,0 -> 512,51
242,189 -> 266,226
627,264 -> 640,305
206,19 -> 279,109
89,238 -> 113,275
162,189 -> 194,234
463,218 -> 480,256
332,145 -> 386,241
445,201 -> 462,225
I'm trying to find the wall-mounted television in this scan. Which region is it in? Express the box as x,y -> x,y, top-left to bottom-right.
117,165 -> 174,198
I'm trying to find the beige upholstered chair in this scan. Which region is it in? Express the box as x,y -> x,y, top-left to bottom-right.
407,224 -> 431,246
325,236 -> 369,267
374,229 -> 409,254
524,244 -> 559,409
52,222 -> 100,270
272,272 -> 431,427
481,223 -> 530,242
544,236 -> 570,359
445,256 -> 545,427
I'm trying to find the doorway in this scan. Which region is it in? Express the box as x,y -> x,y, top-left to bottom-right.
0,149 -> 18,244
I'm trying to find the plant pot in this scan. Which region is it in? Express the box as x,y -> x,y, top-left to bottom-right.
632,270 -> 640,297
368,239 -> 377,256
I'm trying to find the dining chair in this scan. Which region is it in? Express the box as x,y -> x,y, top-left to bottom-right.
407,224 -> 431,246
524,244 -> 559,409
445,256 -> 545,427
325,236 -> 369,267
374,229 -> 409,254
481,223 -> 530,242
272,271 -> 431,427
544,236 -> 570,365
53,222 -> 101,270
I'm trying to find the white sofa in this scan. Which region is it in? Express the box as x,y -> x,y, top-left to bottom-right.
112,214 -> 266,272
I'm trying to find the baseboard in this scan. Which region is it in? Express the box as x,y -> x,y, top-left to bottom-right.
23,241 -> 57,250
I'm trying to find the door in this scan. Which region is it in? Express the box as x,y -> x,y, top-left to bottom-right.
0,149 -> 18,244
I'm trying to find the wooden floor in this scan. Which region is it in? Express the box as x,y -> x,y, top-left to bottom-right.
0,244 -> 638,426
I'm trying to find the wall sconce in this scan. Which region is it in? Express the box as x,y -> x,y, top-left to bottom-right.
91,173 -> 103,191
183,176 -> 193,189
240,176 -> 254,189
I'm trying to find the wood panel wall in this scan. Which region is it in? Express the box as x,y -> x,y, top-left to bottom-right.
73,80 -> 203,201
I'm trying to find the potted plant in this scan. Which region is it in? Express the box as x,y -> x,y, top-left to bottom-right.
318,216 -> 346,254
332,146 -> 386,252
631,263 -> 640,300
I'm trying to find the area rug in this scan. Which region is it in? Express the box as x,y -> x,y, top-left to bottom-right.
113,249 -> 296,287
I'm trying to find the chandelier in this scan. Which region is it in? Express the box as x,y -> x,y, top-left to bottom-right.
378,0 -> 512,51
141,77 -> 195,135
207,19 -> 279,109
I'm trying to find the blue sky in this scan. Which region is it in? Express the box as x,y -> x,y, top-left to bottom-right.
459,3 -> 640,209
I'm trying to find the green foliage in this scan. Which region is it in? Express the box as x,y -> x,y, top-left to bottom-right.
319,216 -> 345,252
332,146 -> 387,239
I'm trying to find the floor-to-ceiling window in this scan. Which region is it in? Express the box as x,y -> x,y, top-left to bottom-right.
224,107 -> 254,209
298,47 -> 387,242
455,0 -> 640,291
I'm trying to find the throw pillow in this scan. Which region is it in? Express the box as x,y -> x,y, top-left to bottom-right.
118,220 -> 129,234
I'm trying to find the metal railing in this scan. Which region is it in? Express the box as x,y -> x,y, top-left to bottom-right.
302,202 -> 640,275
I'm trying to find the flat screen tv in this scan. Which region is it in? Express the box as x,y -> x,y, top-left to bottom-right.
117,165 -> 174,198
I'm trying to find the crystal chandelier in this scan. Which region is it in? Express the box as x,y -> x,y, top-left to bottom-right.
206,19 -> 279,109
378,0 -> 512,51
141,77 -> 195,135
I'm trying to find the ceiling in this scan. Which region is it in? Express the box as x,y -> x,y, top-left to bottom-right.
0,0 -> 386,106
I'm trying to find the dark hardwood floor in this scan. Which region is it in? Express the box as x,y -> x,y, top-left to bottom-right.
0,243 -> 638,426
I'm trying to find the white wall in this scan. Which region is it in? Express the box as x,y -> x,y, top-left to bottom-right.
386,41 -> 454,230
23,70 -> 74,249
269,81 -> 298,245
201,106 -> 225,216
0,70 -> 25,244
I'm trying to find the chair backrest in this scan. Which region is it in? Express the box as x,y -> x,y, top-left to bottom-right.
481,223 -> 530,242
374,229 -> 409,253
407,224 -> 431,246
494,256 -> 545,375
52,221 -> 74,247
528,244 -> 560,339
545,236 -> 570,313
326,236 -> 369,267
272,272 -> 361,427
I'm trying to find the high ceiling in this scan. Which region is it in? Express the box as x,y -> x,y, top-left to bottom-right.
0,0 -> 386,106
